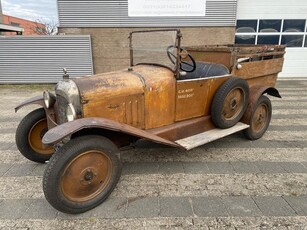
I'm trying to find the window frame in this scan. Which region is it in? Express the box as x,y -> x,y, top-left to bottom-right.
235,19 -> 307,48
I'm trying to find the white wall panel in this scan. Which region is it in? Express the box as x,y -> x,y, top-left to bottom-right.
279,49 -> 307,77
237,0 -> 307,19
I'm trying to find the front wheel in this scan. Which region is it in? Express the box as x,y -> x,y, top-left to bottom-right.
43,135 -> 122,214
243,95 -> 272,140
16,108 -> 54,163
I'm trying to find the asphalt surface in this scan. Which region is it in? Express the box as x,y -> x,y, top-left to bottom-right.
0,79 -> 307,229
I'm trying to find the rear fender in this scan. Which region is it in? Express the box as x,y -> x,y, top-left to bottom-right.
42,117 -> 180,148
241,85 -> 280,124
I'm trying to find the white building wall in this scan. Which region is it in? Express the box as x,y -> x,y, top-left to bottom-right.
237,0 -> 307,19
237,0 -> 307,77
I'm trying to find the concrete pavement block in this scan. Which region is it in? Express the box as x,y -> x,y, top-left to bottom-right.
30,164 -> 46,176
125,197 -> 159,218
252,196 -> 296,216
255,162 -> 287,174
230,162 -> 261,174
122,162 -> 159,175
3,163 -> 36,177
182,162 -> 210,174
160,197 -> 193,217
0,163 -> 12,176
192,197 -> 228,217
279,162 -> 307,173
0,199 -> 32,219
21,199 -> 57,219
57,197 -> 127,219
206,162 -> 235,174
283,195 -> 307,215
221,196 -> 262,216
159,162 -> 184,174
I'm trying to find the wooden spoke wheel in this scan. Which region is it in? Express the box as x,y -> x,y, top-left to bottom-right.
16,108 -> 54,163
43,135 -> 122,214
244,95 -> 272,140
211,77 -> 249,129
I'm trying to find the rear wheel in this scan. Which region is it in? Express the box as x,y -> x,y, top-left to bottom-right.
43,135 -> 122,214
243,95 -> 272,140
16,108 -> 54,163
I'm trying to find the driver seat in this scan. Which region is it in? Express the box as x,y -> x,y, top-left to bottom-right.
178,62 -> 229,80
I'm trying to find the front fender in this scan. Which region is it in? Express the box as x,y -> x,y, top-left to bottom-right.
15,95 -> 44,112
42,117 -> 180,148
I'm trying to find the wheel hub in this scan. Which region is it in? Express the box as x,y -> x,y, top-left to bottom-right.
84,171 -> 94,181
258,114 -> 264,123
230,98 -> 237,110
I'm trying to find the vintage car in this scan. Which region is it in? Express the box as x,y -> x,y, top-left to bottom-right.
15,29 -> 285,214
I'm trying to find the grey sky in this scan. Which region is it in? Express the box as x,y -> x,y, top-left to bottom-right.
2,0 -> 58,22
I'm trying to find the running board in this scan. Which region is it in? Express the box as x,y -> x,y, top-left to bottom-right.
175,122 -> 249,150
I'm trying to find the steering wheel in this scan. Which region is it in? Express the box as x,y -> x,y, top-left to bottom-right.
167,45 -> 196,72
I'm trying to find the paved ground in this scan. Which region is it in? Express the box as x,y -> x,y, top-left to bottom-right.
0,79 -> 307,229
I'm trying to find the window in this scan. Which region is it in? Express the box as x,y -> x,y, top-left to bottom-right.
259,20 -> 281,33
283,20 -> 305,32
235,35 -> 255,45
282,35 -> 304,47
236,20 -> 257,33
10,22 -> 20,27
235,19 -> 307,48
258,35 -> 280,45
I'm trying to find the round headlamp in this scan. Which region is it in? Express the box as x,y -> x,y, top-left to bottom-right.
43,91 -> 55,109
66,103 -> 76,122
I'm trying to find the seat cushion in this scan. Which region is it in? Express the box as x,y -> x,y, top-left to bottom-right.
179,62 -> 229,80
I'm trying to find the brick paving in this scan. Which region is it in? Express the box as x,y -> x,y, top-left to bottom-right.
0,79 -> 307,229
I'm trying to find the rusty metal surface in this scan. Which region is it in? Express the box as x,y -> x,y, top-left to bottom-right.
149,116 -> 215,142
132,65 -> 176,129
14,95 -> 44,112
186,44 -> 285,74
14,95 -> 58,130
232,58 -> 284,79
175,76 -> 229,121
42,117 -> 180,148
241,85 -> 280,125
245,74 -> 278,89
74,68 -> 145,129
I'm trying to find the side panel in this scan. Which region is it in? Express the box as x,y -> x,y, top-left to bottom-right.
231,58 -> 284,79
133,66 -> 176,129
175,80 -> 209,121
176,76 -> 229,121
75,70 -> 145,129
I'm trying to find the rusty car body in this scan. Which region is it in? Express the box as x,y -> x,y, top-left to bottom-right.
15,29 -> 285,214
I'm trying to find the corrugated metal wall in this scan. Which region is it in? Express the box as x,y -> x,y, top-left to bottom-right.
57,0 -> 237,27
0,36 -> 93,84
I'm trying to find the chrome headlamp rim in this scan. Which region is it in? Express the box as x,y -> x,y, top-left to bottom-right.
66,103 -> 77,122
43,91 -> 56,109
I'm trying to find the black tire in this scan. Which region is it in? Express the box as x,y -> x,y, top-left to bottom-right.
243,95 -> 272,140
16,108 -> 54,163
43,135 -> 122,214
211,77 -> 249,129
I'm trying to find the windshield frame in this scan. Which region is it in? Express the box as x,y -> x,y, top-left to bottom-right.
129,29 -> 182,77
